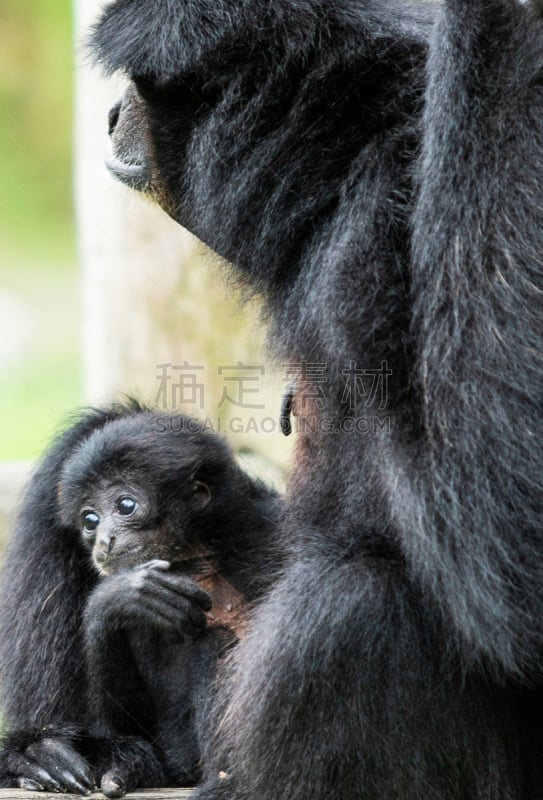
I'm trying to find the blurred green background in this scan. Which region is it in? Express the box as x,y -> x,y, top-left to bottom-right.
0,0 -> 80,459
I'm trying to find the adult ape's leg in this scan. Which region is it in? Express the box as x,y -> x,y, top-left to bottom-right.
192,552 -> 524,800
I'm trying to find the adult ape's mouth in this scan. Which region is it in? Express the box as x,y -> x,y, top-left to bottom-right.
106,85 -> 153,193
105,156 -> 150,192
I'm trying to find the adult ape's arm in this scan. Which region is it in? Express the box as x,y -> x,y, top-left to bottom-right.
0,402 -> 144,792
409,0 -> 543,675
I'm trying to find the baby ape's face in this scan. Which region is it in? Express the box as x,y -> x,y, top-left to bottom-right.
76,477 -> 211,575
78,479 -> 159,575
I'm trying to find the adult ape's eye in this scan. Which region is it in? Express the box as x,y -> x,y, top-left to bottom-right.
82,511 -> 99,535
117,497 -> 137,516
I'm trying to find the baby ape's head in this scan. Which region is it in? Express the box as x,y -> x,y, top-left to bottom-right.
58,412 -> 235,576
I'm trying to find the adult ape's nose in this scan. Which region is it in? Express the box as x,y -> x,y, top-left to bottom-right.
108,100 -> 122,137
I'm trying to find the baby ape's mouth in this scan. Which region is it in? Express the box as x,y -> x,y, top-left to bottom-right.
96,544 -> 145,576
106,157 -> 150,192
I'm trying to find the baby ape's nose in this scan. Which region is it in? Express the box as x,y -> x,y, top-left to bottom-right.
98,534 -> 116,556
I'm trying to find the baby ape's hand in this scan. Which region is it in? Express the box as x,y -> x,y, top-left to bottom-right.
86,560 -> 213,640
0,730 -> 96,795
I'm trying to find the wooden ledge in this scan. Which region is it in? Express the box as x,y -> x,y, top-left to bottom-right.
0,791 -> 193,800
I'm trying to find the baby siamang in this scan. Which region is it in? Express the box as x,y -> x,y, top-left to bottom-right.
0,401 -> 281,796
90,0 -> 543,798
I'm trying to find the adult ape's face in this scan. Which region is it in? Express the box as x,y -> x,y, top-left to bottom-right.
105,69 -> 230,252
105,75 -> 210,224
91,0 -> 425,296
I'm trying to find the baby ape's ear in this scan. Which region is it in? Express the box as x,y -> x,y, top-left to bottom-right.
89,0 -> 244,82
191,481 -> 212,511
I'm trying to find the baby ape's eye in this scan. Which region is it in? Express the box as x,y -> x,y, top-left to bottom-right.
82,511 -> 99,535
117,497 -> 137,516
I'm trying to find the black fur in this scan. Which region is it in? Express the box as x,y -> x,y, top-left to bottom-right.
91,0 -> 543,798
0,402 -> 281,795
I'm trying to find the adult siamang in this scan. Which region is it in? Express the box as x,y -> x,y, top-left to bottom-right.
88,0 -> 543,798
0,401 -> 281,795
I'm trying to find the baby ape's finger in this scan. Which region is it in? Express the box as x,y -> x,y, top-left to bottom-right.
34,739 -> 95,790
137,559 -> 170,572
17,777 -> 44,792
143,581 -> 210,629
141,594 -> 207,637
9,753 -> 63,793
44,741 -> 95,790
148,569 -> 212,610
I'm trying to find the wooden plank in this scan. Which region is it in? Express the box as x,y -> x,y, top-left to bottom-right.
0,790 -> 192,800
